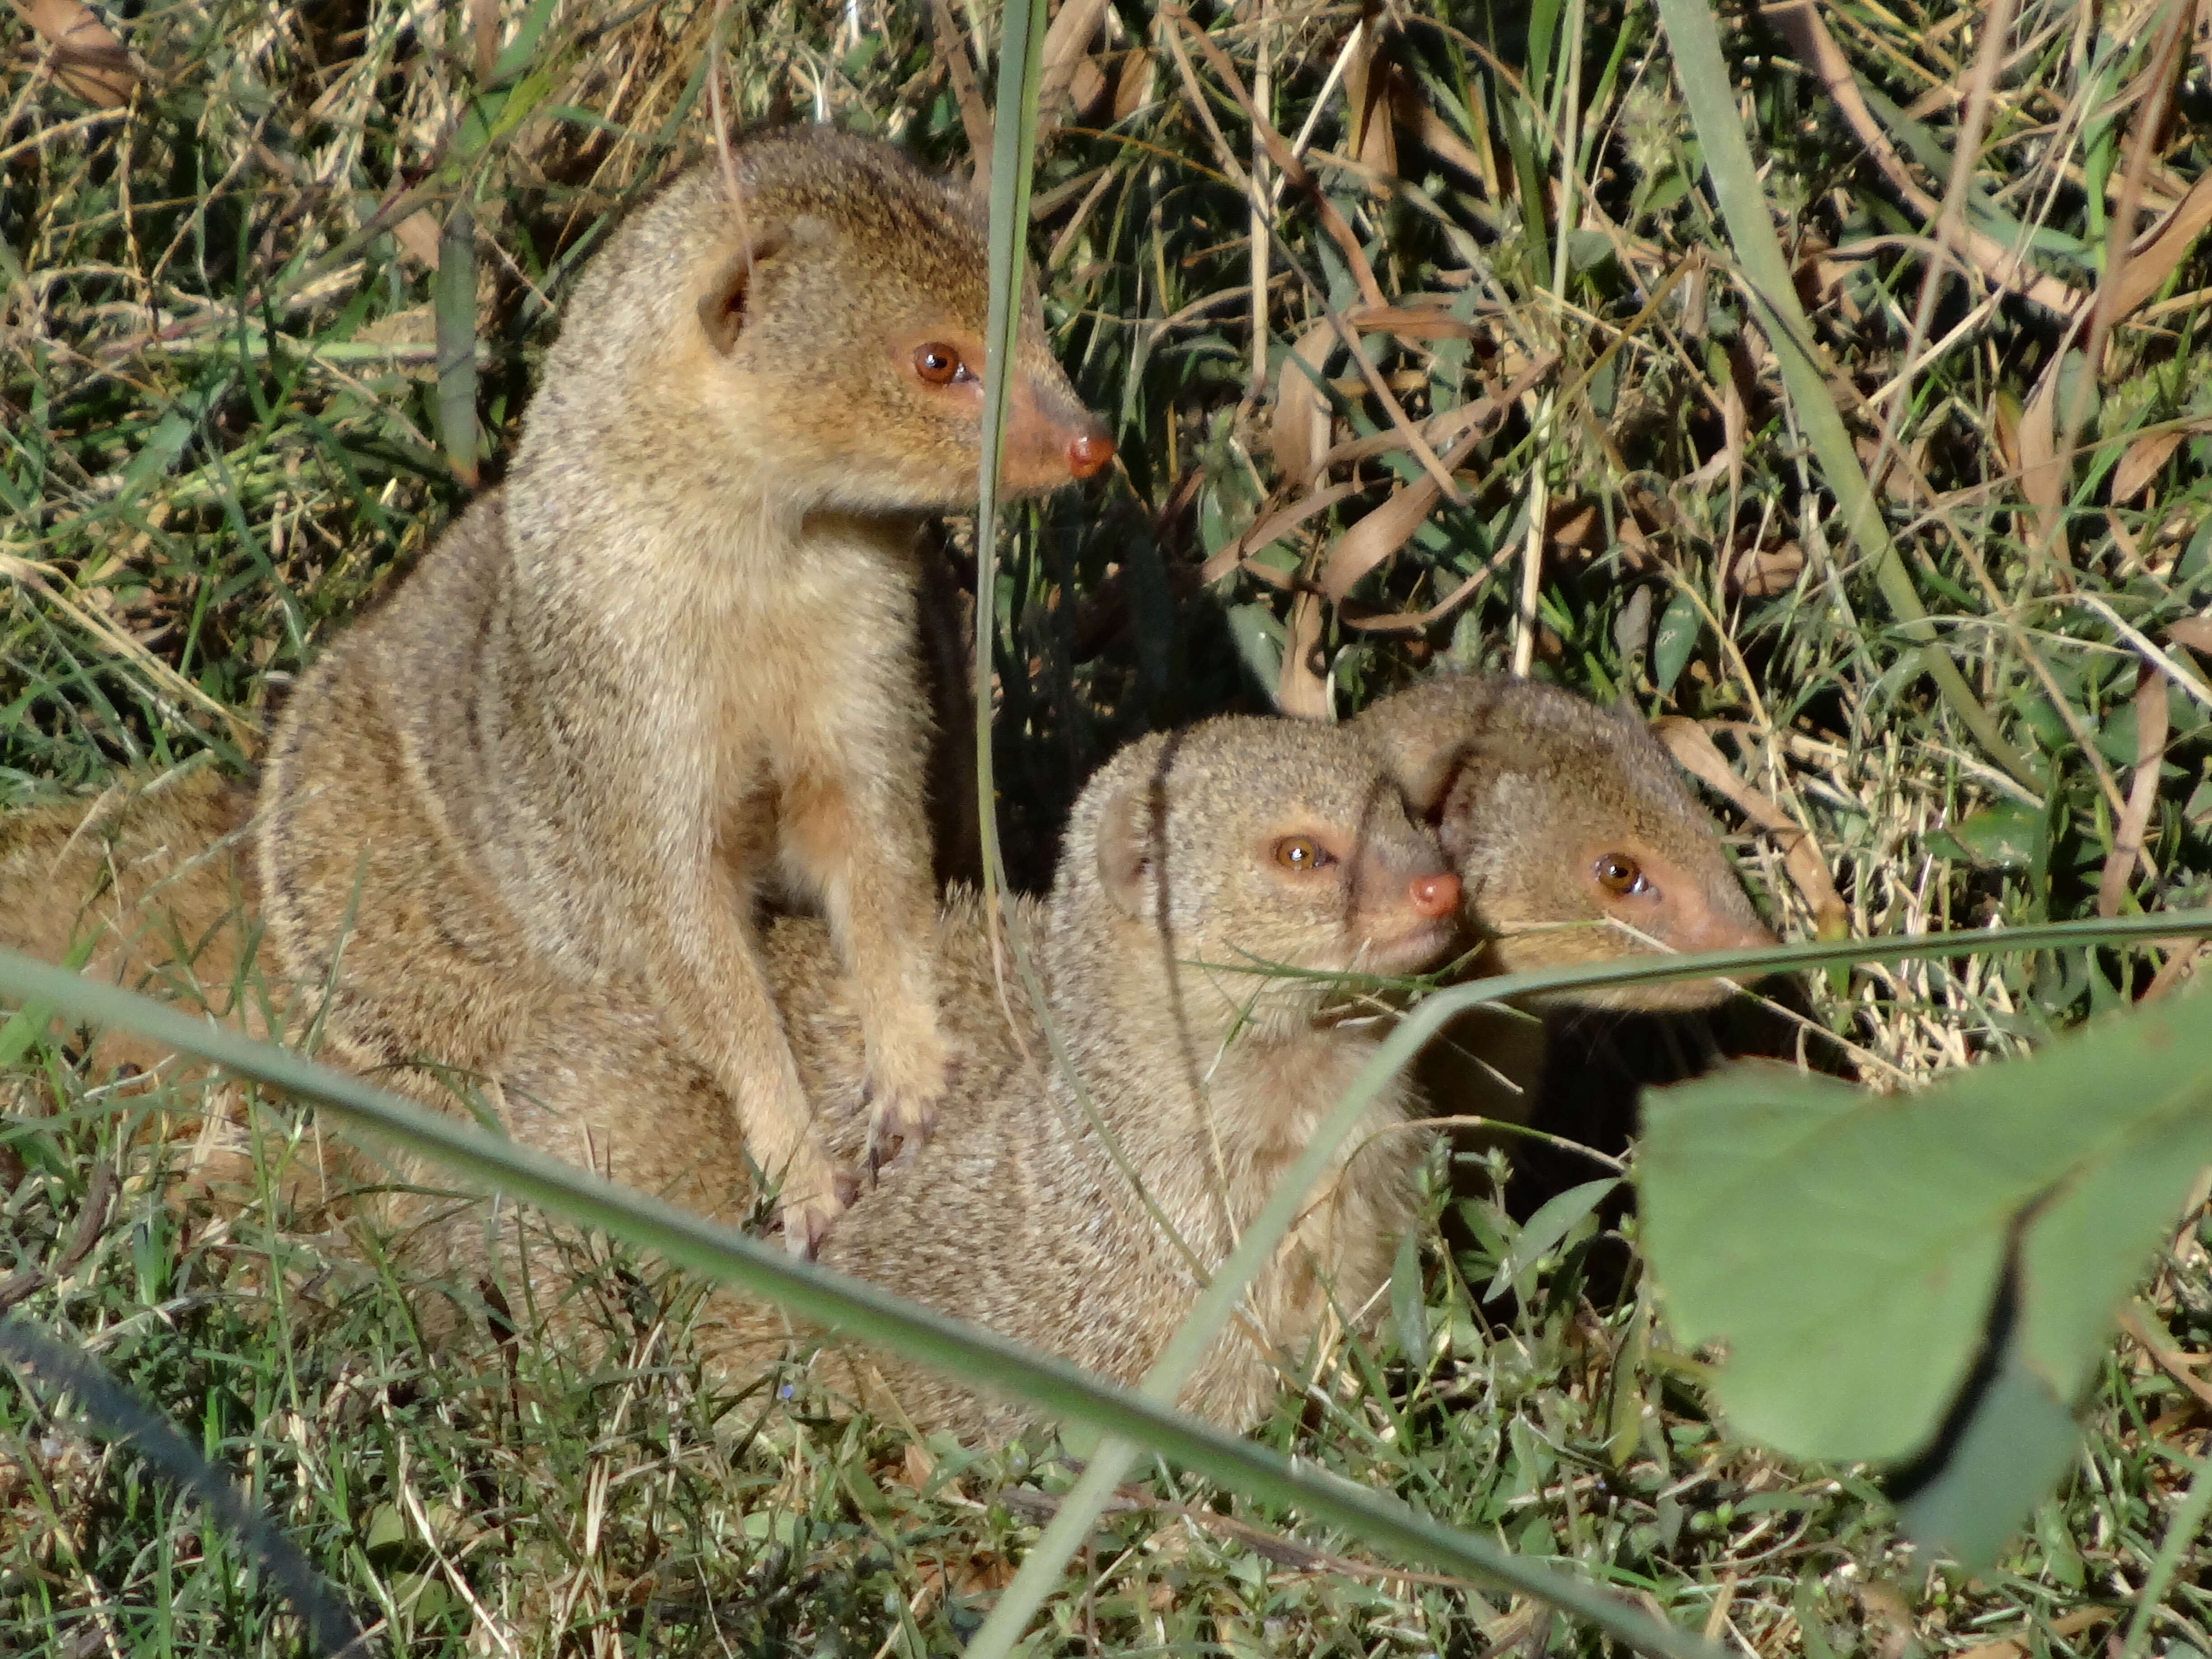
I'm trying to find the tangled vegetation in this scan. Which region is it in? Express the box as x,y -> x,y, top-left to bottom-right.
4,0 -> 2212,1653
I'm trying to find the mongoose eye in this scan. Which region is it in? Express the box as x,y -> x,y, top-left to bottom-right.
913,343 -> 972,386
1273,836 -> 1335,873
1595,853 -> 1650,896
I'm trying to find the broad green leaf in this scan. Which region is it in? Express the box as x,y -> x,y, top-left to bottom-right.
1651,587 -> 1701,699
1641,992 -> 2212,1567
1926,800 -> 2042,869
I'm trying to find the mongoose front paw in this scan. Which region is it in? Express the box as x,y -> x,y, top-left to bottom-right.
777,1150 -> 860,1258
862,1040 -> 951,1177
864,1088 -> 939,1178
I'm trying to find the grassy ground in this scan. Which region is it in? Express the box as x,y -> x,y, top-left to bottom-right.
5,0 -> 2212,1653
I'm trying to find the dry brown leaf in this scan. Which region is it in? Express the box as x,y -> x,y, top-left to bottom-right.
1341,19 -> 1398,178
391,211 -> 443,270
1549,501 -> 1600,552
1402,96 -> 1488,186
1988,389 -> 2023,476
1270,320 -> 1337,491
1036,0 -> 1113,133
1342,303 -> 1480,341
1275,589 -> 1330,717
1653,718 -> 1847,937
2166,614 -> 2212,655
1199,479 -> 1359,583
1111,47 -> 1156,121
23,0 -> 135,108
1341,540 -> 1516,635
928,0 -> 992,184
2097,666 -> 2169,917
2112,426 -> 2187,502
1728,541 -> 1805,598
1317,423 -> 1486,603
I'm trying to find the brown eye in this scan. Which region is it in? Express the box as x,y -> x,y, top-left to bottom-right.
913,343 -> 969,385
1274,836 -> 1334,873
1595,853 -> 1649,896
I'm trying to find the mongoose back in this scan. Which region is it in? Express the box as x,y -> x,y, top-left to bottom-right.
716,715 -> 1465,1440
0,769 -> 265,1078
254,127 -> 1110,1251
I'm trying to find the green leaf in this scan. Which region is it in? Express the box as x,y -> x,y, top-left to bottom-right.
1651,587 -> 1701,699
1641,993 -> 2212,1567
1486,1176 -> 1620,1302
1926,800 -> 2042,869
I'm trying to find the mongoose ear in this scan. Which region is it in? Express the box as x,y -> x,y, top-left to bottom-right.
694,218 -> 825,356
1092,785 -> 1157,918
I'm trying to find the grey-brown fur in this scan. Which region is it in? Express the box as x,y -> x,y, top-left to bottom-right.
1354,673 -> 1773,1008
252,127 -> 1107,1253
719,715 -> 1465,1438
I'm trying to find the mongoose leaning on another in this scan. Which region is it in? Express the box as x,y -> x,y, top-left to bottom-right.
722,676 -> 1776,1439
1353,671 -> 1776,1132
710,714 -> 1466,1440
254,127 -> 1111,1251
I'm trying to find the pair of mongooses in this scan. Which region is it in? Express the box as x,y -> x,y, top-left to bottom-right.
0,672 -> 1772,1436
253,128 -> 1109,1254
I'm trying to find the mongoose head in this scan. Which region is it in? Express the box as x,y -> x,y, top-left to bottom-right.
1055,717 -> 1463,1040
1355,675 -> 1775,1011
533,127 -> 1110,512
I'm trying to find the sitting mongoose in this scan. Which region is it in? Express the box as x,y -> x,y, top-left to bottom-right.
253,128 -> 1111,1252
704,714 -> 1466,1439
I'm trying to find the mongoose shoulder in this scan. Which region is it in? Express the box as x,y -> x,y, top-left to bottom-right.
715,714 -> 1465,1440
253,126 -> 1110,1252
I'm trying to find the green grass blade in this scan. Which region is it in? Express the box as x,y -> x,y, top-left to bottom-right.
0,942 -> 1713,1657
1652,0 -> 2043,793
0,1317 -> 366,1657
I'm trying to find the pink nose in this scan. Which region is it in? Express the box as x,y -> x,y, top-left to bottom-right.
1067,430 -> 1114,478
1407,872 -> 1462,919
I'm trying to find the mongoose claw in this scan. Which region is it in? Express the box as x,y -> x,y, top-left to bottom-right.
777,1157 -> 859,1258
863,1092 -> 938,1180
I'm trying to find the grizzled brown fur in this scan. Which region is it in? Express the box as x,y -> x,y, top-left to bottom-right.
707,715 -> 1465,1438
253,127 -> 1108,1253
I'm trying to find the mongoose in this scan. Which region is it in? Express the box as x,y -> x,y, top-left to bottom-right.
703,714 -> 1465,1439
253,128 -> 1111,1252
0,768 -> 268,1078
1352,671 -> 1776,1137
